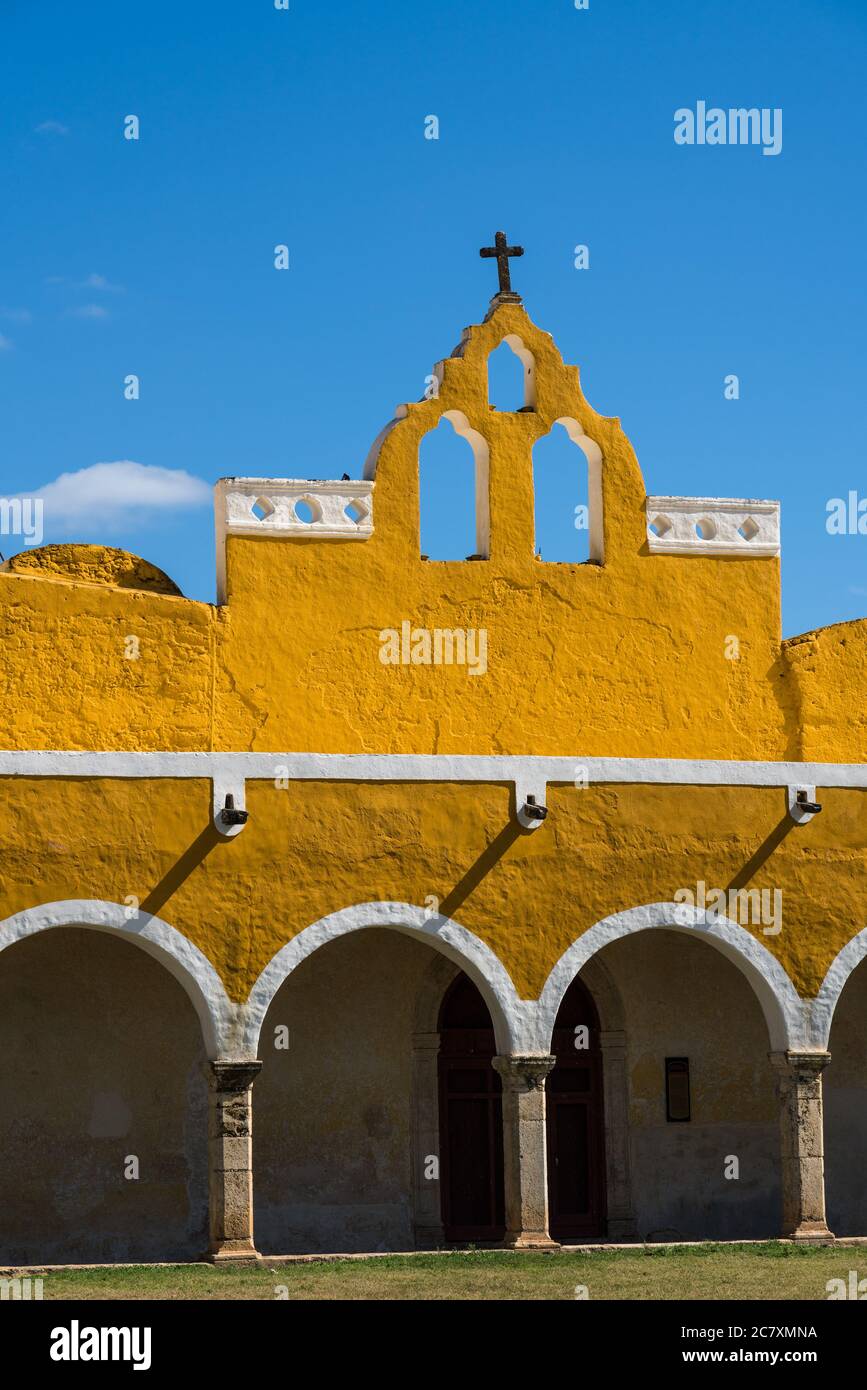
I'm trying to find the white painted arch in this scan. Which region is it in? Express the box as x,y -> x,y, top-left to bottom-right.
0,900 -> 237,1059
810,926 -> 867,1049
538,902 -> 807,1052
243,902 -> 534,1056
0,898 -> 816,1063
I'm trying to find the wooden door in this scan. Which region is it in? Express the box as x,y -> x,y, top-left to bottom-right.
547,974 -> 607,1240
438,973 -> 505,1242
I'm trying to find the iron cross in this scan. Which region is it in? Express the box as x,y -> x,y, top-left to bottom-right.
479,230 -> 524,294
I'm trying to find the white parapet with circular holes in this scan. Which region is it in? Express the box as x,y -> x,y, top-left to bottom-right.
645,496 -> 780,557
214,477 -> 374,601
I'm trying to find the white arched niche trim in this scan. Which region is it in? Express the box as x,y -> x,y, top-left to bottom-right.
548,416 -> 604,563
243,902 -> 528,1056
434,409 -> 491,559
0,899 -> 236,1059
537,902 -> 806,1053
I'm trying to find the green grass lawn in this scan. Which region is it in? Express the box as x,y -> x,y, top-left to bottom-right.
12,1243 -> 865,1300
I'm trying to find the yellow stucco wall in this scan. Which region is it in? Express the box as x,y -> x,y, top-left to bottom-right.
1,774 -> 866,1002
1,301 -> 865,1001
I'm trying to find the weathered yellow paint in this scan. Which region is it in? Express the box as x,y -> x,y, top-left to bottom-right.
1,301 -> 865,1001
0,775 -> 862,999
2,544 -> 182,595
783,619 -> 867,762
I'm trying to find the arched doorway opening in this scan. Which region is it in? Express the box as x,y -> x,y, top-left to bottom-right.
0,927 -> 208,1265
550,930 -> 780,1240
824,955 -> 867,1235
438,973 -> 505,1242
250,916 -> 520,1257
546,973 -> 606,1240
255,928 -> 439,1255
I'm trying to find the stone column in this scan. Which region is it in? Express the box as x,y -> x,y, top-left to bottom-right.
769,1051 -> 834,1243
411,1030 -> 444,1248
599,1030 -> 637,1239
207,1059 -> 263,1263
492,1055 -> 559,1250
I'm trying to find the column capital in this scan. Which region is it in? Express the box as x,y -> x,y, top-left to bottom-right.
769,1050 -> 832,1080
209,1059 -> 263,1093
493,1054 -> 556,1091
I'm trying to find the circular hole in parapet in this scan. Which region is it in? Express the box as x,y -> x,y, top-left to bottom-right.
293,498 -> 321,525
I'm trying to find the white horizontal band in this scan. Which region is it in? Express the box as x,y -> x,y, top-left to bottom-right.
0,750 -> 864,789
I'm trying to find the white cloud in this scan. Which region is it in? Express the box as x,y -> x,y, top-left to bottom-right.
27,461 -> 211,528
67,304 -> 109,320
35,120 -> 69,136
0,335 -> 12,351
80,273 -> 124,292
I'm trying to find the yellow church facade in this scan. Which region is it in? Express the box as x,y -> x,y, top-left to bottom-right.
1,288 -> 866,1263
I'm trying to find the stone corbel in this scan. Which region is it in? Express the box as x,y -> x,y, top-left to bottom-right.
788,785 -> 822,824
213,779 -> 249,838
515,778 -> 548,831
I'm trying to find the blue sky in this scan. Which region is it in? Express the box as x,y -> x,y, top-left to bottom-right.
1,0 -> 865,635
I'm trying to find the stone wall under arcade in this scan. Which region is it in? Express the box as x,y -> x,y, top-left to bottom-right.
1,294 -> 867,1262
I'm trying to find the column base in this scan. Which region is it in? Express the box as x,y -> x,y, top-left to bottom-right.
205,1240 -> 263,1265
502,1233 -> 561,1251
788,1221 -> 835,1244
